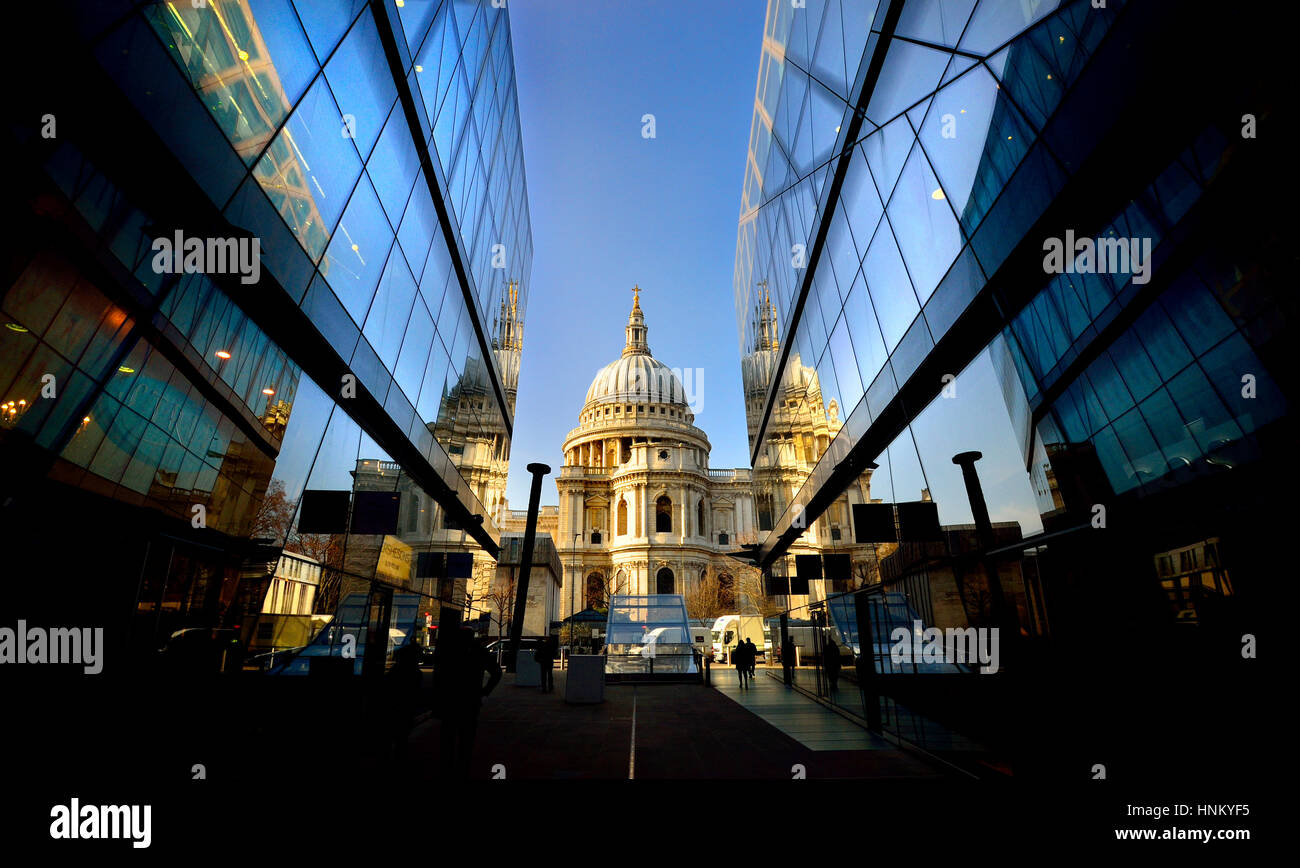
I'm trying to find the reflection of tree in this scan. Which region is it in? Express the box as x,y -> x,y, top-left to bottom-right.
737,566 -> 784,619
853,557 -> 881,590
290,532 -> 344,615
484,569 -> 517,644
253,483 -> 346,615
250,479 -> 295,543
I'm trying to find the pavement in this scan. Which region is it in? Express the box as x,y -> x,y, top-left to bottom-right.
385,665 -> 953,780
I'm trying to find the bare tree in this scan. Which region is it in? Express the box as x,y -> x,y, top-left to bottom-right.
484,568 -> 518,643
583,570 -> 630,613
736,566 -> 785,619
250,479 -> 296,545
685,570 -> 727,621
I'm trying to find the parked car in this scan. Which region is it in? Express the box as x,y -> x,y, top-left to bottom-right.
484,637 -> 547,664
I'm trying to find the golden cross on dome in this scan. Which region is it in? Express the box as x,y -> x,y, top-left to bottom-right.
632,283 -> 642,308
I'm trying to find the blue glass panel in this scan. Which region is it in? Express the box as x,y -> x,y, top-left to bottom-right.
322,177 -> 393,323
293,0 -> 366,65
1138,387 -> 1200,470
888,145 -> 963,304
363,251 -> 418,369
862,222 -> 919,352
325,11 -> 397,159
1160,276 -> 1234,357
1198,334 -> 1285,435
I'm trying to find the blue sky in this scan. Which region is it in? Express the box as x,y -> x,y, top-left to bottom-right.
503,0 -> 768,508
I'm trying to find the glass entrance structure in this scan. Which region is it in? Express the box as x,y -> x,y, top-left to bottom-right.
603,594 -> 699,679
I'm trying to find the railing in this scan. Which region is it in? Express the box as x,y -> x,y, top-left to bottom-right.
603,651 -> 701,680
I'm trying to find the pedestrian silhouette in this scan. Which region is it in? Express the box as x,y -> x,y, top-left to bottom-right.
433,626 -> 502,778
824,635 -> 842,693
384,641 -> 425,764
734,637 -> 751,687
534,634 -> 557,693
745,638 -> 758,679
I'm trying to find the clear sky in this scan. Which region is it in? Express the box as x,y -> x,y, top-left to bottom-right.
503,0 -> 768,509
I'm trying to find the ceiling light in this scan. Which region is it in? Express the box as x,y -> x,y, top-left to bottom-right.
931,188 -> 945,200
262,388 -> 275,395
215,350 -> 232,360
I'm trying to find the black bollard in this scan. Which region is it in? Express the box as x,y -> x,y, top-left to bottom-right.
506,462 -> 550,673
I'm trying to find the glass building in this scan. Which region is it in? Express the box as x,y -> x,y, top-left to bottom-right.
733,0 -> 1283,779
2,0 -> 533,681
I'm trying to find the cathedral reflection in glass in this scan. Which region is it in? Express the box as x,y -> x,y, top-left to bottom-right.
3,0 -> 533,681
731,0 -> 1283,780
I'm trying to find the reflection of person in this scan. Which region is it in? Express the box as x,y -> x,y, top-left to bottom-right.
824,636 -> 842,693
433,627 -> 502,778
384,642 -> 424,763
781,635 -> 796,685
534,635 -> 557,693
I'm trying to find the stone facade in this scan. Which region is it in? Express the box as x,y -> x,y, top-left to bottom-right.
549,289 -> 882,621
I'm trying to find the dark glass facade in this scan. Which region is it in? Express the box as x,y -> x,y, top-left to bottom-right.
3,0 -> 533,785
734,0 -> 1284,781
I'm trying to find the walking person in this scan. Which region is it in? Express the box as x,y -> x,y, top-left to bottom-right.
823,635 -> 842,694
534,634 -> 557,693
734,637 -> 750,687
433,626 -> 502,778
745,638 -> 758,679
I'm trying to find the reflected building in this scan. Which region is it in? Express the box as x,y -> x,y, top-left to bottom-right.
730,0 -> 1285,768
3,0 -> 535,680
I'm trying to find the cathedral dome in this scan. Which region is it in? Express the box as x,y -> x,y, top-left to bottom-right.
585,353 -> 687,407
583,286 -> 688,409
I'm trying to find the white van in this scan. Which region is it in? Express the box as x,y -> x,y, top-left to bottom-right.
710,615 -> 772,663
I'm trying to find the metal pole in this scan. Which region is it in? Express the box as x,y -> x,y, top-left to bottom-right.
952,451 -> 1020,645
506,462 -> 550,672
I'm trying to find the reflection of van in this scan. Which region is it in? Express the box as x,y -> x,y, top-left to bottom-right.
629,626 -> 691,656
267,593 -> 422,675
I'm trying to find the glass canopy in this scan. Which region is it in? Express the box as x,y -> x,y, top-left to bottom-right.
604,595 -> 698,677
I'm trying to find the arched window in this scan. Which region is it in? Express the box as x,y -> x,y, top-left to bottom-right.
719,573 -> 736,610
757,492 -> 774,531
586,572 -> 605,610
696,499 -> 706,537
656,567 -> 675,594
614,569 -> 628,594
655,496 -> 672,533
617,498 -> 628,535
